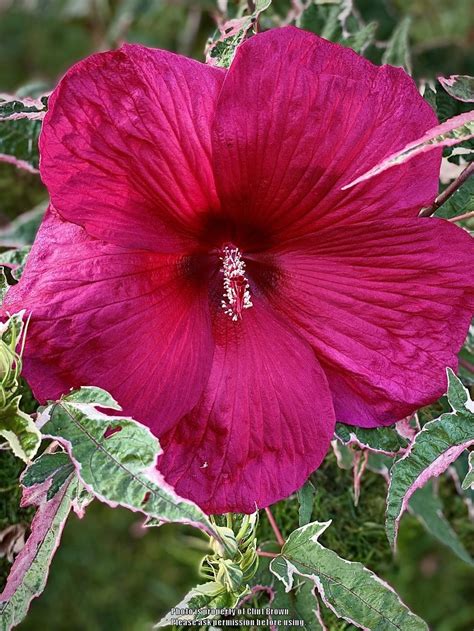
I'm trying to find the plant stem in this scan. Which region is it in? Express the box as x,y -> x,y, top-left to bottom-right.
459,357 -> 474,374
257,550 -> 279,558
264,507 -> 285,546
448,210 -> 474,223
419,162 -> 474,217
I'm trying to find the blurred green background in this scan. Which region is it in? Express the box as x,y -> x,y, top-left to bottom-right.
0,1 -> 473,629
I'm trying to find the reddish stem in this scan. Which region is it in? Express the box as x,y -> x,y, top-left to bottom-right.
265,507 -> 285,546
448,210 -> 474,223
459,357 -> 474,374
257,550 -> 280,558
419,162 -> 474,217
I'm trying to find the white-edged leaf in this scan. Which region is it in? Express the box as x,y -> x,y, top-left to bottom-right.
0,397 -> 41,463
155,582 -> 241,627
462,451 -> 474,490
409,482 -> 472,565
335,423 -> 408,456
385,369 -> 474,548
439,75 -> 474,103
270,520 -> 427,630
343,111 -> 474,189
0,476 -> 76,630
38,386 -> 216,537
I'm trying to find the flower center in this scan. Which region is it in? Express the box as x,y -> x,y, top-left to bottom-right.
220,245 -> 253,322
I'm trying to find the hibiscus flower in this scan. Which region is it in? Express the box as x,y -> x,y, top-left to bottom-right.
5,27 -> 474,514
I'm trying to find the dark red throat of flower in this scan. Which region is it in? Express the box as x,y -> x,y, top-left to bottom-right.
219,245 -> 253,322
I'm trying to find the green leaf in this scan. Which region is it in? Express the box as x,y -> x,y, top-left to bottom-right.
382,17 -> 412,73
0,246 -> 31,281
335,423 -> 408,455
0,478 -> 76,630
22,452 -> 75,500
252,554 -> 327,630
385,370 -> 474,548
435,176 -> 474,219
344,21 -> 378,54
297,479 -> 316,527
270,520 -> 427,630
0,201 -> 47,248
38,386 -> 216,536
298,1 -> 375,54
0,396 -> 41,463
462,451 -> 474,490
439,75 -> 474,103
423,81 -> 474,162
0,94 -> 46,172
409,482 -> 473,565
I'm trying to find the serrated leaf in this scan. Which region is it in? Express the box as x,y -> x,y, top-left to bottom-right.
0,477 -> 76,630
409,482 -> 473,565
0,396 -> 41,463
385,369 -> 474,548
155,582 -> 241,627
439,75 -> 474,103
462,451 -> 474,490
0,202 -> 47,248
270,520 -> 427,630
382,17 -> 412,73
344,111 -> 474,189
297,479 -> 316,527
335,423 -> 408,456
38,386 -> 216,537
253,553 -> 327,630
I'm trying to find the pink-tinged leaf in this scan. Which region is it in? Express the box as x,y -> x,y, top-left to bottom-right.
343,111 -> 474,189
0,153 -> 39,174
335,423 -> 408,456
0,93 -> 48,120
385,369 -> 474,548
205,0 -> 271,68
438,75 -> 474,103
37,386 -> 217,536
0,477 -> 76,629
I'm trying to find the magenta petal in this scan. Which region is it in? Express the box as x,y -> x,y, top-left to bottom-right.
40,45 -> 225,252
3,209 -> 214,433
212,27 -> 440,242
255,218 -> 474,427
158,301 -> 335,514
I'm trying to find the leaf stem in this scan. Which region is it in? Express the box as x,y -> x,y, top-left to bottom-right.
257,550 -> 279,558
459,357 -> 474,374
419,162 -> 474,217
264,507 -> 285,546
448,210 -> 474,223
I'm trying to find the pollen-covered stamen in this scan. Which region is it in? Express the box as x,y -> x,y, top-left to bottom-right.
220,245 -> 253,321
